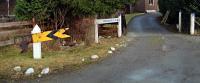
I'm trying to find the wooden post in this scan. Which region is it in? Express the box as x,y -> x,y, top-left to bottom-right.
31,24 -> 42,59
190,13 -> 195,35
32,18 -> 36,27
178,11 -> 182,32
7,0 -> 9,16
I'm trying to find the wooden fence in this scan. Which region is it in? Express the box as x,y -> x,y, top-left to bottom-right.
0,21 -> 32,46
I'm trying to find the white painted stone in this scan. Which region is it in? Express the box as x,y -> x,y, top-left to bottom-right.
82,58 -> 85,62
91,55 -> 99,60
107,36 -> 111,38
121,43 -> 127,47
41,67 -> 50,75
13,66 -> 21,72
99,36 -> 104,39
25,68 -> 34,75
110,47 -> 116,51
38,74 -> 42,78
127,39 -> 131,42
115,44 -> 120,46
108,50 -> 113,54
162,45 -> 167,52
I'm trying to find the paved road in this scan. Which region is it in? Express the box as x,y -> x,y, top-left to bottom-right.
18,13 -> 200,83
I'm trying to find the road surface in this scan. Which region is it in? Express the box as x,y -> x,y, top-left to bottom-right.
16,13 -> 200,83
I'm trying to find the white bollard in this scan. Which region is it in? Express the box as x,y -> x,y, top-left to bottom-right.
178,11 -> 182,32
190,13 -> 195,35
95,19 -> 99,43
118,15 -> 122,37
31,24 -> 42,59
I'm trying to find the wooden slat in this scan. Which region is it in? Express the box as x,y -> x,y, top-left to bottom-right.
0,39 -> 14,47
0,21 -> 31,28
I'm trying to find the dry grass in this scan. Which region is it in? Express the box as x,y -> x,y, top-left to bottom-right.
0,37 -> 127,80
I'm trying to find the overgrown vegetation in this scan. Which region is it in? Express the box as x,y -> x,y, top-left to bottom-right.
158,0 -> 200,24
158,0 -> 200,33
15,0 -> 136,28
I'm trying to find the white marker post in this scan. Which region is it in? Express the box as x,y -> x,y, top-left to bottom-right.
118,15 -> 122,37
31,24 -> 42,59
95,15 -> 122,43
95,20 -> 99,43
190,13 -> 195,35
178,11 -> 182,32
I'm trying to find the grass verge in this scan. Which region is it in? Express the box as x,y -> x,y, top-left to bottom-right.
0,37 -> 127,80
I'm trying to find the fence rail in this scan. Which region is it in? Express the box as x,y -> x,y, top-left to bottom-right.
0,21 -> 31,29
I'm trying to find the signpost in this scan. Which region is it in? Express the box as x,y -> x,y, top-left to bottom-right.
95,15 -> 122,43
31,25 -> 42,59
31,24 -> 70,59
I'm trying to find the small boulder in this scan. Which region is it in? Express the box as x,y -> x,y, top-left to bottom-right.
41,67 -> 50,75
25,68 -> 34,75
99,36 -> 104,39
38,74 -> 42,78
13,66 -> 21,72
123,44 -> 127,47
82,58 -> 85,62
115,44 -> 120,47
107,36 -> 111,38
110,47 -> 116,51
91,55 -> 99,60
108,51 -> 113,54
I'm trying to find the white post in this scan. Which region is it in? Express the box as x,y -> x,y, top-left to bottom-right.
190,13 -> 195,35
118,15 -> 122,37
95,20 -> 99,43
31,24 -> 42,59
178,11 -> 182,32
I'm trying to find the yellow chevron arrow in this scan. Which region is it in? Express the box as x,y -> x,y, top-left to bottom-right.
54,28 -> 70,38
32,28 -> 70,43
32,31 -> 53,43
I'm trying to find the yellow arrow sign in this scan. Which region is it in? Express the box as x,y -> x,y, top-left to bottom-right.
54,29 -> 70,38
32,28 -> 70,43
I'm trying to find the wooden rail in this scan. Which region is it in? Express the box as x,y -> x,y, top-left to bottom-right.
0,39 -> 14,47
0,35 -> 31,47
0,21 -> 31,29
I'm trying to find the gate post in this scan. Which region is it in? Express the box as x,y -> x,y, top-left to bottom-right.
190,13 -> 195,35
95,19 -> 99,43
178,11 -> 182,32
118,15 -> 122,37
